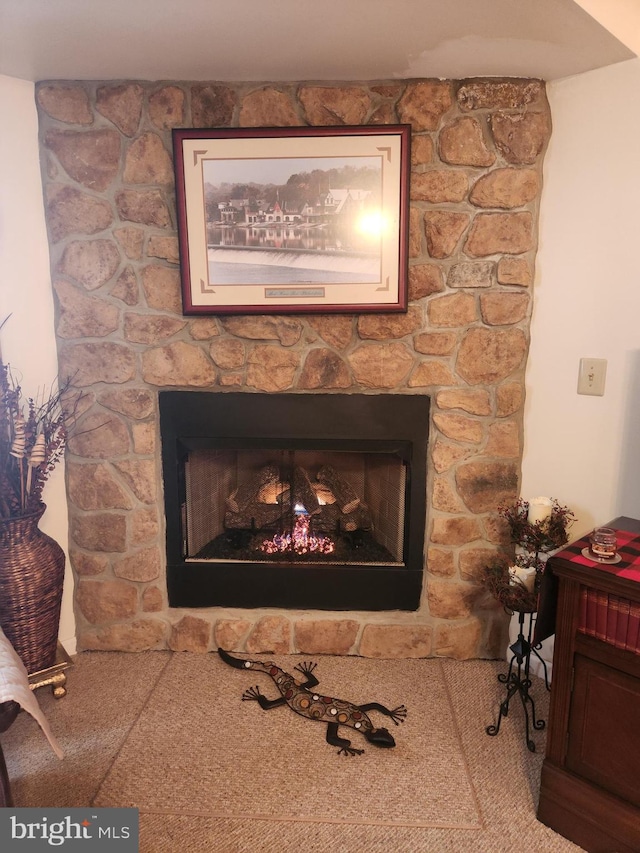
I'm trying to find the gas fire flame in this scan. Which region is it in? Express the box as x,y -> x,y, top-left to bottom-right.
260,510 -> 335,556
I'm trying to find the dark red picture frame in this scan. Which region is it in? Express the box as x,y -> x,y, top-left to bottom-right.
172,125 -> 410,315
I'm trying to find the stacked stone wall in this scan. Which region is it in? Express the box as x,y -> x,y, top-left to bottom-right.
35,78 -> 551,659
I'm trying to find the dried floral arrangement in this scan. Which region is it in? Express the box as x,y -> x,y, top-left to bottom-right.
0,356 -> 79,520
499,497 -> 575,555
480,557 -> 539,613
481,498 -> 575,612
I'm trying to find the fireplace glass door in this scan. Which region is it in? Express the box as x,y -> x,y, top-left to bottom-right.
184,448 -> 407,568
160,392 -> 429,611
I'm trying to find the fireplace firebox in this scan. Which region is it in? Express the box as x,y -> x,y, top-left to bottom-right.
159,392 -> 429,610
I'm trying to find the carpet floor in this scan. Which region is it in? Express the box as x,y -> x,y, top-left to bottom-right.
94,653 -> 480,828
2,650 -> 586,852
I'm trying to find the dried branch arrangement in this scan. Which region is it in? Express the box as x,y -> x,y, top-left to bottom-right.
480,557 -> 539,613
480,498 -> 576,613
499,498 -> 575,555
0,358 -> 80,520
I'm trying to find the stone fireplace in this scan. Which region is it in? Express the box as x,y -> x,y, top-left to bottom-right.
34,77 -> 551,659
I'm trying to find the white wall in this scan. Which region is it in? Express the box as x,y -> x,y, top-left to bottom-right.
522,57 -> 640,537
0,75 -> 76,654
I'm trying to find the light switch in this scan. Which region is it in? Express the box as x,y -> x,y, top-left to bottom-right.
577,358 -> 607,396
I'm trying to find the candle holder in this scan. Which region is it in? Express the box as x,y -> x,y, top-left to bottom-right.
481,498 -> 575,751
581,526 -> 621,564
486,609 -> 547,752
480,556 -> 539,614
498,498 -> 575,557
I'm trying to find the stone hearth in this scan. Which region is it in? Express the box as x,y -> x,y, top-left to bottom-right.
35,77 -> 551,659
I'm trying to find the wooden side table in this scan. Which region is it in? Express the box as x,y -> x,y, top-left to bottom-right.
536,517 -> 640,853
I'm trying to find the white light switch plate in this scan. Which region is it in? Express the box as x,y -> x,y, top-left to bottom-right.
577,358 -> 607,396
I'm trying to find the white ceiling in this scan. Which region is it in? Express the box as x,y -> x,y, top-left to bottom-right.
0,0 -> 635,84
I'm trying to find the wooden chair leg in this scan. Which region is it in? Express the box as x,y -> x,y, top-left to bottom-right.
0,743 -> 14,807
0,701 -> 21,808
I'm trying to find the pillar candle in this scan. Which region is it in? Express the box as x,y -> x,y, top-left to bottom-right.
527,496 -> 553,525
509,566 -> 537,592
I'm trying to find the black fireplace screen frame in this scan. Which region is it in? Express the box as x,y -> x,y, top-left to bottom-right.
159,391 -> 430,611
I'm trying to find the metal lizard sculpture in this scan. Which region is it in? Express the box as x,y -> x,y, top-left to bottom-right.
218,647 -> 407,756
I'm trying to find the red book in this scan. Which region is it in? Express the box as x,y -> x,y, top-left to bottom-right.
578,587 -> 588,632
584,588 -> 598,637
616,598 -> 630,651
626,601 -> 640,654
605,594 -> 619,646
595,590 -> 608,641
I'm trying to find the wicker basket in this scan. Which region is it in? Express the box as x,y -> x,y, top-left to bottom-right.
0,503 -> 65,674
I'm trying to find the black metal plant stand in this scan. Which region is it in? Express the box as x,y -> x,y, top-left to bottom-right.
486,610 -> 549,752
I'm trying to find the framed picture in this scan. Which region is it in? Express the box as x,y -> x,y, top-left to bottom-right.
172,125 -> 411,315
